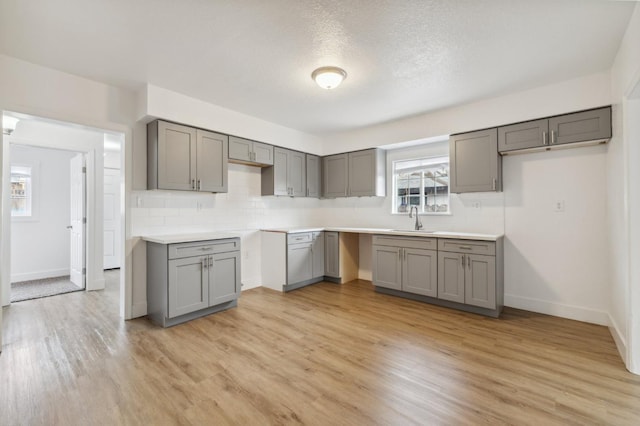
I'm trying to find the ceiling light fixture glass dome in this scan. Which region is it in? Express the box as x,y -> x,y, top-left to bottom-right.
311,66 -> 347,89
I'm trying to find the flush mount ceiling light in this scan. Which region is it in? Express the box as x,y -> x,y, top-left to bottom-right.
2,116 -> 19,135
311,66 -> 347,90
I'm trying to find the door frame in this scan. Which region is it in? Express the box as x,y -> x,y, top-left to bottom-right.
0,110 -> 132,320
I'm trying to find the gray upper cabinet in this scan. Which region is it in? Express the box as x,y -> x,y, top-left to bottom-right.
498,106 -> 612,153
450,128 -> 501,193
548,107 -> 612,146
348,149 -> 386,197
197,129 -> 228,192
306,154 -> 322,198
323,149 -> 386,198
262,147 -> 306,197
148,120 -> 228,192
228,135 -> 274,166
498,119 -> 549,152
323,154 -> 348,197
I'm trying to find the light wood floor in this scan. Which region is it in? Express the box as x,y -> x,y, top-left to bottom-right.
2,274 -> 640,425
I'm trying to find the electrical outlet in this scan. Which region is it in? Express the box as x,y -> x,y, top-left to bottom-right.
554,200 -> 565,212
471,201 -> 481,209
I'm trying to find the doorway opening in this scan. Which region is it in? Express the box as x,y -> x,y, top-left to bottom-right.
1,112 -> 124,309
9,146 -> 86,302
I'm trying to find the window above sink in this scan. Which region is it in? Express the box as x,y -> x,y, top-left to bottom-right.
392,156 -> 450,215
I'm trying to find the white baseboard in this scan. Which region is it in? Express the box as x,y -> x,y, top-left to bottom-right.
608,313 -> 628,366
241,280 -> 261,291
87,278 -> 105,291
504,294 -> 609,326
131,302 -> 147,319
11,268 -> 70,283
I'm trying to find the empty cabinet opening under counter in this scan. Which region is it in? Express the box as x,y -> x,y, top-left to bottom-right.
143,233 -> 242,327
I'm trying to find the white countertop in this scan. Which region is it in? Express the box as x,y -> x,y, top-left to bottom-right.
141,232 -> 240,244
261,227 -> 502,241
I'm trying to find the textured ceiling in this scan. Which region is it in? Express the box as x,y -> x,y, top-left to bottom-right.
0,0 -> 634,135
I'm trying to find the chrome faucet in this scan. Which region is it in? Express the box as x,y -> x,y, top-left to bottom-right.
409,206 -> 422,230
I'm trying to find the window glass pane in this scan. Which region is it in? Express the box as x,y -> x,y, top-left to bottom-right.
11,166 -> 32,217
393,157 -> 449,214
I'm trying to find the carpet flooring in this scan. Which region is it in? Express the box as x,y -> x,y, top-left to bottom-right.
10,276 -> 83,302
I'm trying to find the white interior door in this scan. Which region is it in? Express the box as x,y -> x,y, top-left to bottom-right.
70,154 -> 86,288
103,168 -> 120,269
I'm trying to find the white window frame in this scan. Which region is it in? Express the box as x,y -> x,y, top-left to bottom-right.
10,162 -> 39,221
392,156 -> 451,215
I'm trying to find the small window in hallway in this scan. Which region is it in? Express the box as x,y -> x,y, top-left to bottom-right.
11,165 -> 33,217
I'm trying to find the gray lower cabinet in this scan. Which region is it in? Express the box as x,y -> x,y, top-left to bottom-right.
286,232 -> 324,290
372,235 -> 438,297
374,235 -> 504,317
498,107 -> 612,153
148,120 -> 228,192
324,231 -> 340,278
323,149 -> 386,198
312,231 -> 325,278
147,238 -> 241,327
228,135 -> 273,166
262,147 -> 306,196
437,239 -> 500,311
306,154 -> 322,198
450,128 -> 501,193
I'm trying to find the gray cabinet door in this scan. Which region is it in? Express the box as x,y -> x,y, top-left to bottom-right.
372,245 -> 402,290
312,232 -> 325,279
306,154 -> 321,198
498,119 -> 549,153
402,248 -> 437,297
228,136 -> 252,162
450,128 -> 500,193
272,147 -> 289,196
157,121 -> 197,191
210,251 -> 240,305
288,243 -> 313,284
196,129 -> 228,192
465,254 -> 496,309
549,107 -> 612,146
323,154 -> 348,197
289,150 -> 306,197
437,251 -> 465,303
253,141 -> 274,165
324,231 -> 340,278
348,150 -> 375,196
168,256 -> 209,318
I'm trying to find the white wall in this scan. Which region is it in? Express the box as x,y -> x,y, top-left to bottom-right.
503,145 -> 609,324
0,54 -> 135,327
10,146 -> 75,282
322,71 -> 612,155
132,163 -> 323,291
608,3 -> 640,372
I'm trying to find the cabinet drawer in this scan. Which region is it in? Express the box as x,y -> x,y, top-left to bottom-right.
438,239 -> 495,256
372,235 -> 437,250
288,233 -> 312,244
169,239 -> 240,259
